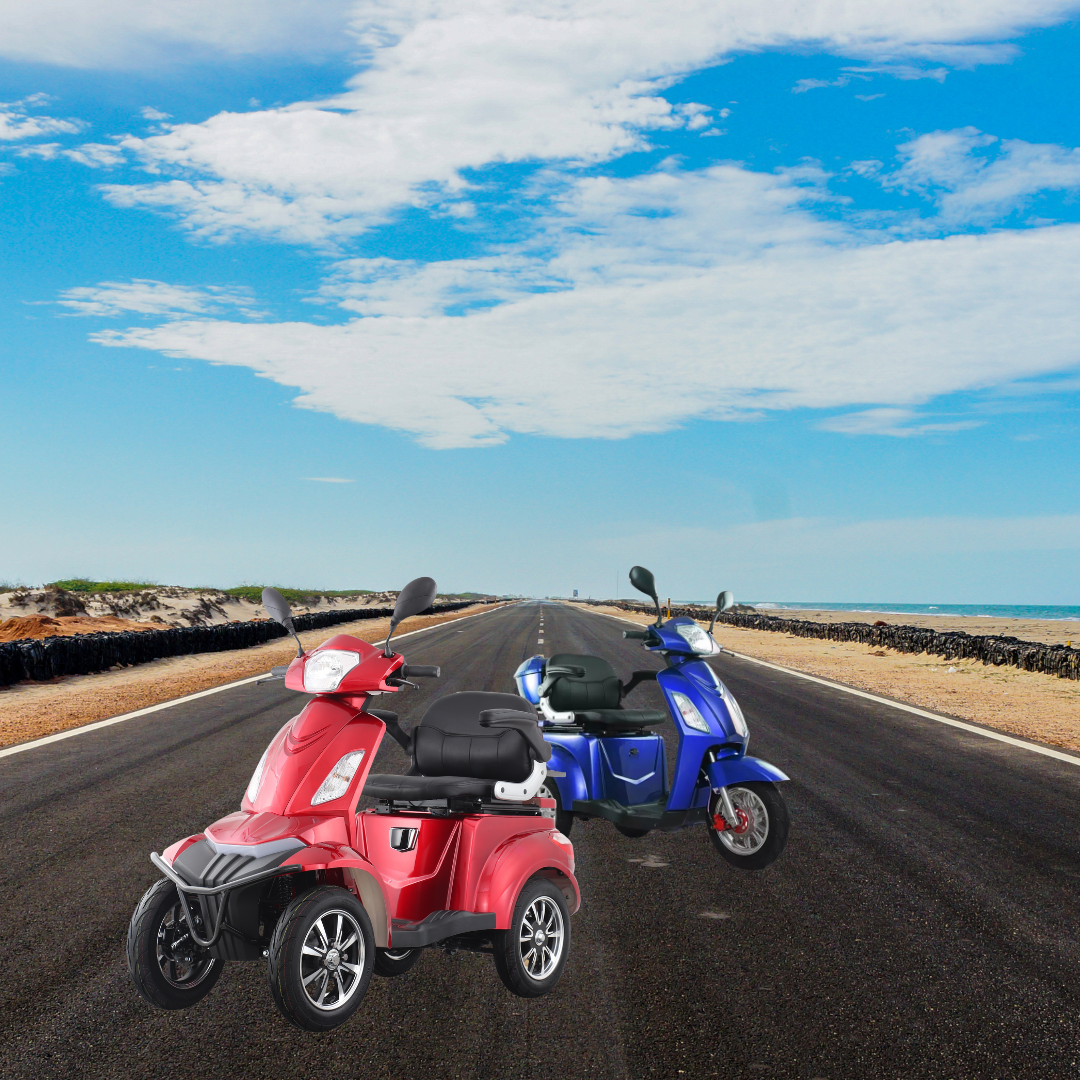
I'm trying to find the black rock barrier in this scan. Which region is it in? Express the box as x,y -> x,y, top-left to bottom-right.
0,601 -> 478,687
573,600 -> 1080,682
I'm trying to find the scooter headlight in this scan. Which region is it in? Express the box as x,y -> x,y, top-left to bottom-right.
311,750 -> 366,805
671,691 -> 711,733
246,744 -> 271,803
303,649 -> 360,693
675,624 -> 719,655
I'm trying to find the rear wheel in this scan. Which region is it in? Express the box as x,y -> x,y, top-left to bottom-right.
268,886 -> 374,1031
492,878 -> 570,998
537,779 -> 573,836
373,947 -> 422,978
708,782 -> 789,870
127,878 -> 220,1010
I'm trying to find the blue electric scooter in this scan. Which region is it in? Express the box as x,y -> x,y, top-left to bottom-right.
514,566 -> 790,869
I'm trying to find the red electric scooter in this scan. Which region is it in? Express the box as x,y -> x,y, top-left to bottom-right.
127,578 -> 579,1031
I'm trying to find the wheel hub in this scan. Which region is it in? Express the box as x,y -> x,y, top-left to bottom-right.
324,948 -> 341,970
533,929 -> 547,946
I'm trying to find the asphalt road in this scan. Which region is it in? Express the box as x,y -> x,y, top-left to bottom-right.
2,601 -> 1080,1080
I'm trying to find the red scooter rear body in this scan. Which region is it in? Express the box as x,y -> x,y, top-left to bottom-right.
131,600 -> 578,1030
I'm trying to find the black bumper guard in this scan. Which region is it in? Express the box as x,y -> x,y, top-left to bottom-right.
150,851 -> 302,950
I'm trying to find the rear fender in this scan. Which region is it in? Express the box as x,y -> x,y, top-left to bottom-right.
475,830 -> 580,926
706,755 -> 789,789
546,744 -> 589,804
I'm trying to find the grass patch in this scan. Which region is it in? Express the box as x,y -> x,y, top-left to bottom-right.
223,586 -> 374,603
48,578 -> 159,593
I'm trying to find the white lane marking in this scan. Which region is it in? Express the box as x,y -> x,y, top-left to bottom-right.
575,604 -> 1080,771
0,604 -> 511,760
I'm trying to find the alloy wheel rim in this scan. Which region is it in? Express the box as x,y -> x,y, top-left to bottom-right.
299,909 -> 366,1011
156,901 -> 216,989
519,896 -> 564,980
715,788 -> 770,855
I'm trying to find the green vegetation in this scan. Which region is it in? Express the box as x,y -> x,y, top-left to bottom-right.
223,586 -> 374,603
48,578 -> 158,593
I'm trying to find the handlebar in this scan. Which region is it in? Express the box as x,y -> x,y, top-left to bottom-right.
401,664 -> 441,679
622,629 -> 649,640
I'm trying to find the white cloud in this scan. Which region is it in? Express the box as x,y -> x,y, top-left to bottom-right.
884,127 -> 1080,224
0,1 -> 355,68
90,175 -> 1080,447
58,279 -> 261,318
98,0 -> 1080,242
0,97 -> 80,141
140,107 -> 171,121
817,407 -> 982,436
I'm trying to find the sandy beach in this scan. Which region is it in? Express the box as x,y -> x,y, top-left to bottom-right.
579,603 -> 1080,754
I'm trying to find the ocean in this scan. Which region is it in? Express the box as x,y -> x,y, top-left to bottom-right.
748,602 -> 1080,621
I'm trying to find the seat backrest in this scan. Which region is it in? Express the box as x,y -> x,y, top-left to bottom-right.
546,653 -> 621,712
412,691 -> 536,784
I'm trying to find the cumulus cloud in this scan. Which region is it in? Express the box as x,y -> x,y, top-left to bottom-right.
58,279 -> 261,318
91,180 -> 1080,447
0,96 -> 80,140
884,127 -> 1080,224
98,0 -> 1080,242
0,1 -> 355,68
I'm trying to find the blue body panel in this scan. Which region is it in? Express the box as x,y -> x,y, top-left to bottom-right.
706,756 -> 790,789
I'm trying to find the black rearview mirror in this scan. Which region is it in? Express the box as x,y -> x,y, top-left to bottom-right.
262,587 -> 303,657
385,576 -> 438,656
718,590 -> 734,612
629,565 -> 662,625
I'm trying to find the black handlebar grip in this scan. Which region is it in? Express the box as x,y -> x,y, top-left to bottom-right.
401,664 -> 441,678
622,629 -> 648,640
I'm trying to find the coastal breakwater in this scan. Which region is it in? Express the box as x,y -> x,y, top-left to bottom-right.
581,601 -> 1080,682
0,601 -> 477,687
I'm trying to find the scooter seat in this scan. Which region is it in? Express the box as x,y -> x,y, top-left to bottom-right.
576,708 -> 667,732
363,774 -> 493,801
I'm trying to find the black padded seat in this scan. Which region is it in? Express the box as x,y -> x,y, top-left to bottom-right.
545,653 -> 667,732
364,691 -> 539,802
577,709 -> 667,732
363,774 -> 492,801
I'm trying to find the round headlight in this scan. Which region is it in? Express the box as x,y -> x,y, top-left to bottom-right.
303,649 -> 360,693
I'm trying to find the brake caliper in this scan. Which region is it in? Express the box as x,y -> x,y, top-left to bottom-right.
711,807 -> 749,833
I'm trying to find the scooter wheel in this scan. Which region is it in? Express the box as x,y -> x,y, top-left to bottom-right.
537,779 -> 573,836
492,877 -> 570,998
126,878 -> 221,1010
373,947 -> 422,978
267,886 -> 375,1031
708,781 -> 790,871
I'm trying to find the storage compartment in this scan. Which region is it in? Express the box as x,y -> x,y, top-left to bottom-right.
600,735 -> 666,805
514,655 -> 546,705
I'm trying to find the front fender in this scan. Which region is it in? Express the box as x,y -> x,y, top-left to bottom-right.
290,843 -> 391,948
706,755 -> 789,788
475,830 -> 580,927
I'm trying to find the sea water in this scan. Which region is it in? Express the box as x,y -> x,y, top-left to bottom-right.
749,602 -> 1080,621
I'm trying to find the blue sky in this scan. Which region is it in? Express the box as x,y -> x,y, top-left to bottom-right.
2,1 -> 1079,603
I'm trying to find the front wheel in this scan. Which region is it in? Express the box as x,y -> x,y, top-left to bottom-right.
708,782 -> 789,871
267,886 -> 375,1031
492,878 -> 570,998
127,878 -> 220,1010
537,779 -> 573,836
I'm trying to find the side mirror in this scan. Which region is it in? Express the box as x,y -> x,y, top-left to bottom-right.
384,576 -> 438,656
709,589 -> 735,634
262,587 -> 303,657
629,565 -> 662,625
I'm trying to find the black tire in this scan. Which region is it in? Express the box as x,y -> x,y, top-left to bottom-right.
492,877 -> 570,998
708,781 -> 790,871
537,778 -> 573,836
373,947 -> 422,978
267,886 -> 375,1031
127,878 -> 221,1010
615,825 -> 650,838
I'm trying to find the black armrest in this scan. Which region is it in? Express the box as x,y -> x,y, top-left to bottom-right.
537,665 -> 585,700
479,709 -> 552,763
366,708 -> 412,755
621,669 -> 659,699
